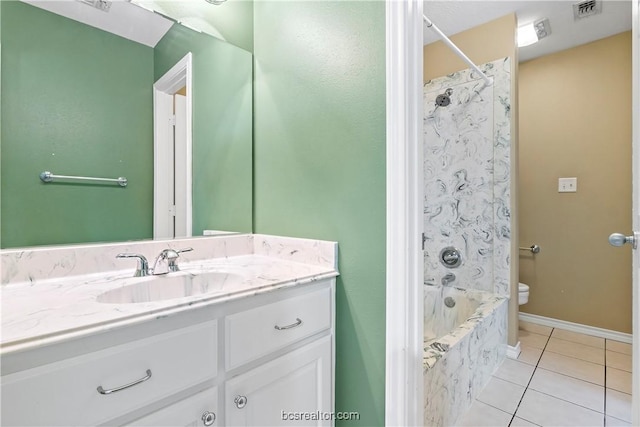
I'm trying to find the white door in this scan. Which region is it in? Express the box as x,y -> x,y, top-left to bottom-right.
224,337 -> 331,427
174,94 -> 188,237
633,2 -> 639,423
610,1 -> 639,423
153,53 -> 193,240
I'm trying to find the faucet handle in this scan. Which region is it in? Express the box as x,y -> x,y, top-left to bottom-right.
116,253 -> 150,277
154,247 -> 193,274
169,248 -> 193,271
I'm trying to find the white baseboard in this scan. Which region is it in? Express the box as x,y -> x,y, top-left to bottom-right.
519,313 -> 632,344
507,342 -> 521,359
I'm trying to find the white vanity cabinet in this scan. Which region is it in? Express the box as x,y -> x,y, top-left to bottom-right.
126,387 -> 219,426
225,337 -> 332,427
0,279 -> 335,426
1,320 -> 218,427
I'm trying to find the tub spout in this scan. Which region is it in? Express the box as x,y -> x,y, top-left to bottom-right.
441,273 -> 456,286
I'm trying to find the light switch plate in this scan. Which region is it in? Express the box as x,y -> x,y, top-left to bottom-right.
558,177 -> 577,192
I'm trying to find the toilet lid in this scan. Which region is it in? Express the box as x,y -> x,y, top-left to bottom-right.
519,283 -> 529,292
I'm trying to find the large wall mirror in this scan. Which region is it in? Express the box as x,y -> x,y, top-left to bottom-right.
0,0 -> 253,249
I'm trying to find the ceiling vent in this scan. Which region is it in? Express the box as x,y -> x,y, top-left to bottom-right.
573,0 -> 602,20
78,0 -> 112,13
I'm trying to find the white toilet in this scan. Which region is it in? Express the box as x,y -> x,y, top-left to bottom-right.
518,283 -> 530,305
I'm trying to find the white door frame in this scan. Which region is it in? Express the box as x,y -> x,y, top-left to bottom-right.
384,1 -> 424,425
153,52 -> 193,239
632,0 -> 639,424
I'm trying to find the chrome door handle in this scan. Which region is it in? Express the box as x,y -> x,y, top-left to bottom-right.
97,369 -> 152,395
608,233 -> 638,249
274,318 -> 303,330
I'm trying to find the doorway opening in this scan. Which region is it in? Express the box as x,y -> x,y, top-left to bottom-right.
153,52 -> 193,239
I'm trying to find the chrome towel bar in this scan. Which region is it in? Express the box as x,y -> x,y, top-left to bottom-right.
39,171 -> 127,187
519,245 -> 541,254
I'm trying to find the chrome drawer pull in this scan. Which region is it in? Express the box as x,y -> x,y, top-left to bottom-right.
274,318 -> 303,330
97,369 -> 152,395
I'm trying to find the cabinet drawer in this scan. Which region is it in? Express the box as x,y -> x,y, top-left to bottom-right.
1,320 -> 217,426
126,387 -> 218,427
225,286 -> 331,370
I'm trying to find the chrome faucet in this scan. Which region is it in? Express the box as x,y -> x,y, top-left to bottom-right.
152,247 -> 193,275
441,273 -> 456,286
116,253 -> 150,277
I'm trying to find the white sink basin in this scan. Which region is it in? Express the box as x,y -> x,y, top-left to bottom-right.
96,271 -> 244,304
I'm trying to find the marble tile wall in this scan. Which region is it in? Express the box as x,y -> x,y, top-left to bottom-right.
423,295 -> 508,426
423,58 -> 512,297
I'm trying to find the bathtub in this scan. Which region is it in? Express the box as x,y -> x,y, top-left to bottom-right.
423,284 -> 508,426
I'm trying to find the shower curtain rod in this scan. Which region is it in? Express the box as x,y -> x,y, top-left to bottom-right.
423,14 -> 492,86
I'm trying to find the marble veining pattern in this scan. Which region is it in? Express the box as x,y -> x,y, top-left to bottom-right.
423,285 -> 508,426
423,58 -> 511,426
423,58 -> 511,297
1,234 -> 338,354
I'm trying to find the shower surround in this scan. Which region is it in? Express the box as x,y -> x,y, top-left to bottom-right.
423,57 -> 512,426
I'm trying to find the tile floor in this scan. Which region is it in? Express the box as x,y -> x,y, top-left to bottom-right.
456,321 -> 633,427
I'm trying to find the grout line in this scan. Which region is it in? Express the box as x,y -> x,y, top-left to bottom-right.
604,349 -> 608,420
507,328 -> 553,426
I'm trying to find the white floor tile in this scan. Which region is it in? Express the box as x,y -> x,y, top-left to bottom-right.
551,329 -> 605,349
528,368 -> 604,413
515,389 -> 604,426
605,415 -> 632,426
606,389 -> 632,423
546,337 -> 605,365
493,358 -> 536,387
606,367 -> 632,394
477,376 -> 526,415
510,417 -> 540,427
519,320 -> 552,337
456,400 -> 512,427
517,345 -> 543,367
519,330 -> 549,350
606,340 -> 632,356
538,351 -> 604,385
606,350 -> 632,372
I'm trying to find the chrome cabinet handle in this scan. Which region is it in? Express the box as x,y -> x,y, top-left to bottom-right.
274,318 -> 303,330
97,369 -> 152,395
234,395 -> 248,409
201,411 -> 216,426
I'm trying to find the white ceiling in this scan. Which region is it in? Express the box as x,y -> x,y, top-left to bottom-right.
423,0 -> 632,62
23,0 -> 173,47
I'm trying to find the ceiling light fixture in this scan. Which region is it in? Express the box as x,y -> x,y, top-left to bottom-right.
205,0 -> 227,5
517,18 -> 551,47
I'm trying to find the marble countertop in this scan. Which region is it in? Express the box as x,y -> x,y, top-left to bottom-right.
1,235 -> 339,355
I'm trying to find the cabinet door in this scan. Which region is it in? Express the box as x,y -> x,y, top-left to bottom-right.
225,337 -> 332,427
126,387 -> 218,427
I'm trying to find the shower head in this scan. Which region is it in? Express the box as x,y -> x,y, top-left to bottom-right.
435,88 -> 453,107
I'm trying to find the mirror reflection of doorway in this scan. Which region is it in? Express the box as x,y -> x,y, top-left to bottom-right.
153,53 -> 193,239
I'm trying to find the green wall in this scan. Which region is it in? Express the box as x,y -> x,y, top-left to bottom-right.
1,1 -> 254,248
154,25 -> 253,235
253,2 -> 386,425
1,1 -> 154,248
